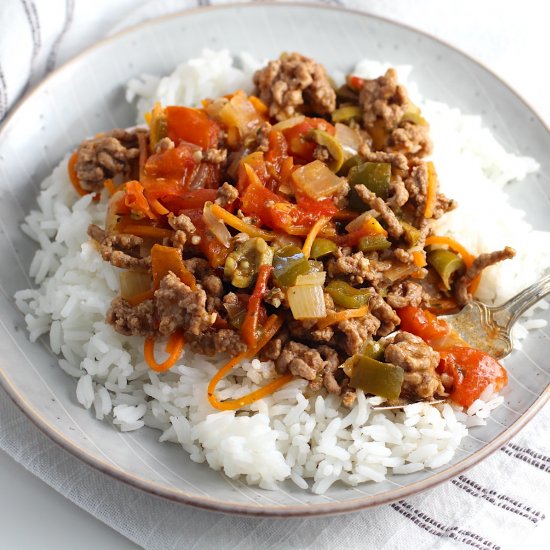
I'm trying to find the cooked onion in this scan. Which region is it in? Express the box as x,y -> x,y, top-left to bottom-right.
119,271 -> 151,301
203,201 -> 232,248
288,284 -> 326,319
335,123 -> 361,158
291,160 -> 347,199
271,115 -> 305,132
295,271 -> 326,286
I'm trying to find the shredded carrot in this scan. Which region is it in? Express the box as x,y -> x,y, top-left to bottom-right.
424,161 -> 438,219
316,305 -> 370,330
148,197 -> 170,216
68,152 -> 90,197
125,180 -> 157,220
208,315 -> 293,410
210,203 -> 275,241
103,178 -> 117,197
144,331 -> 185,372
425,235 -> 481,293
249,95 -> 268,117
126,288 -> 155,307
151,244 -> 196,289
119,224 -> 174,240
412,250 -> 427,268
302,216 -> 330,259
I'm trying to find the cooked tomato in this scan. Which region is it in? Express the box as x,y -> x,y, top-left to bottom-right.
282,117 -> 335,163
144,142 -> 199,181
397,306 -> 451,342
438,346 -> 507,407
166,106 -> 220,149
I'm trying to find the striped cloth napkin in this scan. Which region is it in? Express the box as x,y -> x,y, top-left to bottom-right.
0,1 -> 548,548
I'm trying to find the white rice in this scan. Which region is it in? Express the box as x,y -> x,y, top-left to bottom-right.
15,50 -> 550,494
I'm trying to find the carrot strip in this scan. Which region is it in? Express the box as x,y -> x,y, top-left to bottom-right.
120,224 -> 174,240
241,265 -> 273,347
412,250 -> 427,268
210,203 -> 275,241
149,197 -> 169,216
249,95 -> 268,116
302,216 -> 330,259
125,180 -> 157,220
125,288 -> 155,307
144,331 -> 185,372
208,315 -> 292,410
316,305 -> 370,330
151,244 -> 196,289
424,161 -> 437,219
138,131 -> 148,180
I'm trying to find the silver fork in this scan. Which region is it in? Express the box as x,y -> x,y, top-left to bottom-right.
440,273 -> 550,359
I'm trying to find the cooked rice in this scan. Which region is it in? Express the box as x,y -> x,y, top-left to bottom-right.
15,50 -> 549,494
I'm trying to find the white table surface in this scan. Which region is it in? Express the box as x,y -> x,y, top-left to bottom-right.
2,1 -> 549,549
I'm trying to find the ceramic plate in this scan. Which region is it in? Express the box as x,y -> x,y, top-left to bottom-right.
0,3 -> 548,516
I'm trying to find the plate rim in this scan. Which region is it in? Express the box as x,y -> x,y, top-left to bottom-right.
0,1 -> 549,518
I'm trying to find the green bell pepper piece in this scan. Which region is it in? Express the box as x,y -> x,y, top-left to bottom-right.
325,279 -> 373,309
337,154 -> 362,176
347,162 -> 391,210
309,238 -> 338,259
349,355 -> 404,400
331,105 -> 362,124
272,245 -> 311,287
427,249 -> 465,290
357,235 -> 392,252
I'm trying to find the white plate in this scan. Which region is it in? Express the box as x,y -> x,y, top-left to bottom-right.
0,3 -> 548,516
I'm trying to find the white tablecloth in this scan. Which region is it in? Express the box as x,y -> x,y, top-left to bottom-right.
1,1 -> 549,548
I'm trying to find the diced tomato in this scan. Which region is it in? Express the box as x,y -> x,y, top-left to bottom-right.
166,106 -> 220,149
282,117 -> 335,163
438,347 -> 508,407
295,195 -> 338,223
144,142 -> 199,181
397,306 -> 451,343
240,180 -> 280,226
347,75 -> 365,91
157,189 -> 217,214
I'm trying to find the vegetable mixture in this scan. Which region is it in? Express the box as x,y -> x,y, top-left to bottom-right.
73,53 -> 514,411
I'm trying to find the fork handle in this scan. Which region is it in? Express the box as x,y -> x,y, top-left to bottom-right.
493,272 -> 550,329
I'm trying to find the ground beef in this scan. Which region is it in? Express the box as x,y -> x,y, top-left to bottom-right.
404,162 -> 428,218
154,137 -> 175,153
318,345 -> 342,394
168,213 -> 196,234
431,192 -> 457,220
204,148 -> 227,164
215,182 -> 239,206
253,52 -> 336,121
287,318 -> 335,344
454,246 -> 516,306
357,147 -> 409,172
154,272 -> 214,336
202,274 -> 224,298
359,69 -> 408,131
386,281 -> 424,309
387,177 -> 409,209
341,387 -> 357,408
275,341 -> 325,380
337,313 -> 381,355
327,251 -> 384,286
88,224 -> 150,270
187,328 -> 247,357
369,293 -> 400,336
183,257 -> 210,279
384,331 -> 444,401
106,297 -> 156,337
75,129 -> 143,192
355,184 -> 403,238
388,121 -> 432,157
393,247 -> 414,265
259,330 -> 289,362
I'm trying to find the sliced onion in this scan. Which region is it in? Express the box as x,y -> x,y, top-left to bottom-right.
291,160 -> 347,199
218,91 -> 260,137
105,189 -> 126,233
119,271 -> 151,301
203,201 -> 232,248
295,271 -> 326,286
345,211 -> 373,233
288,284 -> 326,320
335,123 -> 361,158
271,115 -> 305,132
